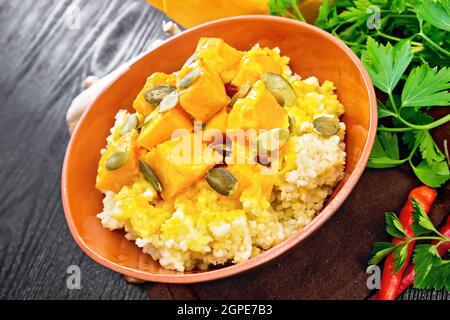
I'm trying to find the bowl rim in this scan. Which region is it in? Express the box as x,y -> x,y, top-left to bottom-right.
62,15 -> 378,284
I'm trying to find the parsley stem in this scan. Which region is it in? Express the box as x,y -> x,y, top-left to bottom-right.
435,239 -> 450,248
419,32 -> 450,57
378,113 -> 450,132
375,31 -> 422,47
407,137 -> 420,161
388,91 -> 398,114
290,0 -> 306,22
398,114 -> 450,131
407,236 -> 443,242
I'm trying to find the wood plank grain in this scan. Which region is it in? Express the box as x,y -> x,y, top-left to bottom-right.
0,0 -> 166,300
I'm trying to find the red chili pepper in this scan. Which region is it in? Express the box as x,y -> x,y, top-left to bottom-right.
378,186 -> 437,300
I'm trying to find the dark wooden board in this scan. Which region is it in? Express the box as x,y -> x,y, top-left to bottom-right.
0,0 -> 448,300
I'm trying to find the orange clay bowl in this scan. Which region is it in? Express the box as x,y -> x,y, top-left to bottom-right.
62,16 -> 377,283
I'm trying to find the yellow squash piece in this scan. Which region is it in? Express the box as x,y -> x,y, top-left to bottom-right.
205,107 -> 228,133
96,131 -> 141,193
145,134 -> 220,199
133,72 -> 177,117
227,164 -> 275,200
178,60 -> 229,122
232,46 -> 288,87
228,80 -> 289,130
137,106 -> 193,150
194,37 -> 244,83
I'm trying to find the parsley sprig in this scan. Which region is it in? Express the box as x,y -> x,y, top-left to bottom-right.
369,199 -> 450,290
268,0 -> 450,187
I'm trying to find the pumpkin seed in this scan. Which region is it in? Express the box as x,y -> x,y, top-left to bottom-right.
206,168 -> 238,196
261,72 -> 297,107
138,107 -> 160,130
211,143 -> 233,158
230,82 -> 251,107
106,151 -> 129,170
288,115 -> 296,134
313,116 -> 340,137
139,160 -> 163,193
143,85 -> 176,105
178,68 -> 201,89
257,128 -> 290,155
119,114 -> 138,136
184,54 -> 197,67
159,91 -> 179,113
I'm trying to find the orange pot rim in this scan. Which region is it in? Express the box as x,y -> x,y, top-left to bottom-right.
62,15 -> 378,284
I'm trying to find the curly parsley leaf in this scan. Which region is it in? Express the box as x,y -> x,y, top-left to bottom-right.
411,159 -> 450,188
385,212 -> 407,238
415,130 -> 446,165
377,99 -> 396,119
390,0 -> 407,13
268,0 -> 306,22
361,38 -> 413,94
338,0 -> 384,27
413,244 -> 450,291
401,65 -> 450,108
368,131 -> 405,168
369,242 -> 396,265
411,197 -> 439,236
417,0 -> 450,32
393,242 -> 410,273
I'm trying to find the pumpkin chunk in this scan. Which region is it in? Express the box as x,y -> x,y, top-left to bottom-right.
231,46 -> 288,87
137,106 -> 193,150
145,134 -> 220,199
227,164 -> 275,200
227,80 -> 289,130
177,60 -> 229,122
205,107 -> 228,133
194,37 -> 244,83
96,131 -> 140,193
133,72 -> 177,117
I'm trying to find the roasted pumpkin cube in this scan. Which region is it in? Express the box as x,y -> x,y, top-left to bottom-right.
227,164 -> 275,200
177,60 -> 229,122
205,107 -> 228,133
96,131 -> 141,193
227,80 -> 289,130
133,72 -> 177,117
145,134 -> 220,199
137,106 -> 193,150
195,37 -> 244,83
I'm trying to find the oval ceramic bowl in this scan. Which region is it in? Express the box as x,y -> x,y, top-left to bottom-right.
62,16 -> 377,283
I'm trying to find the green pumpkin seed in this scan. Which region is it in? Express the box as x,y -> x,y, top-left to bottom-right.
139,160 -> 162,193
178,68 -> 201,89
288,115 -> 296,134
206,168 -> 238,196
138,107 -> 160,130
184,54 -> 197,67
106,151 -> 129,170
261,72 -> 297,107
143,85 -> 177,105
257,128 -> 290,155
313,116 -> 340,137
120,114 -> 138,136
230,82 -> 251,107
158,91 -> 179,113
211,143 -> 233,158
